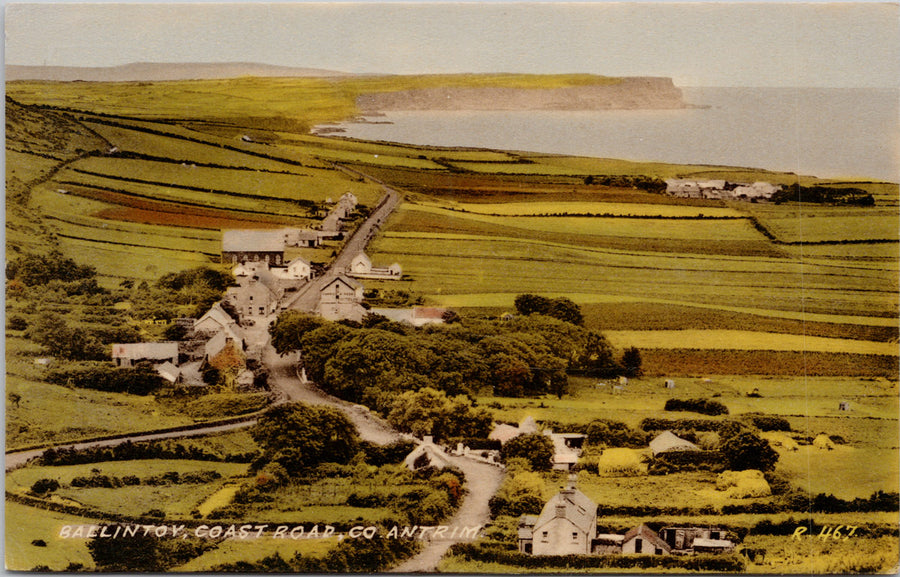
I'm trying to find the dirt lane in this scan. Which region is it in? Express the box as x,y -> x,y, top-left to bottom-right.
391,455 -> 505,573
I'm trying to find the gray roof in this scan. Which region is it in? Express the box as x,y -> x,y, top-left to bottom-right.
534,487 -> 597,536
649,430 -> 700,456
624,524 -> 671,552
222,229 -> 284,253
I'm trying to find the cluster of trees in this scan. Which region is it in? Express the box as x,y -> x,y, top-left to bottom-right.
582,174 -> 667,194
249,403 -> 360,474
664,397 -> 729,416
513,294 -> 584,326
271,304 -> 623,421
6,251 -> 98,289
771,183 -> 875,206
387,387 -> 492,440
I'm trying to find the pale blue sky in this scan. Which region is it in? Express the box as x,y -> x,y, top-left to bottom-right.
4,2 -> 899,87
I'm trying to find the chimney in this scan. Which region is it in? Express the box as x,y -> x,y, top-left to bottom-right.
555,504 -> 566,518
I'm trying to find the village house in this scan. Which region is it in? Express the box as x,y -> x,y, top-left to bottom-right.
111,342 -> 179,368
518,477 -> 597,555
316,275 -> 366,322
545,429 -> 587,471
622,524 -> 671,555
221,229 -> 285,265
226,270 -> 281,322
193,302 -> 241,338
281,228 -> 321,248
649,430 -> 701,457
270,257 -> 313,283
346,252 -> 402,280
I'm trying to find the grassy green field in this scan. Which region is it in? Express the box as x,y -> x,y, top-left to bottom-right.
4,501 -> 97,571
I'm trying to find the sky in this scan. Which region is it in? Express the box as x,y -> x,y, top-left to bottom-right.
3,2 -> 899,87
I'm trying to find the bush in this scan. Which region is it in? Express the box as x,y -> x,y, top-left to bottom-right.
360,440 -> 417,466
586,419 -> 647,448
6,315 -> 28,331
720,430 -> 778,471
648,450 -> 725,475
741,414 -> 791,431
664,398 -> 729,416
30,478 -> 60,495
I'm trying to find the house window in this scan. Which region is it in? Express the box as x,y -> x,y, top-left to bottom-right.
541,531 -> 548,541
249,296 -> 253,301
259,307 -> 264,315
572,532 -> 578,542
655,548 -> 662,555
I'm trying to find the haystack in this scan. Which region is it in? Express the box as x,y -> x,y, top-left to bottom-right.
716,469 -> 771,498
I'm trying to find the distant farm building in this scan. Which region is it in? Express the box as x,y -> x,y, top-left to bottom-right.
347,253 -> 402,280
404,436 -> 452,471
664,179 -> 781,201
221,229 -> 285,265
282,228 -> 321,248
111,342 -> 179,368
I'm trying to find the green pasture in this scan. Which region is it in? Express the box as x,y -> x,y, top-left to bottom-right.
69,156 -> 383,206
369,236 -> 895,319
82,120 -> 322,170
403,203 -> 765,241
174,536 -> 338,571
54,483 -> 229,518
480,375 -> 897,429
6,460 -> 249,495
52,168 -> 310,218
773,445 -> 899,500
4,502 -> 96,571
4,373 -> 196,450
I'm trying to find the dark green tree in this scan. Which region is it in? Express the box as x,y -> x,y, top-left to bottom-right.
250,403 -> 360,473
720,430 -> 779,471
620,346 -> 643,377
270,311 -> 327,355
500,433 -> 555,471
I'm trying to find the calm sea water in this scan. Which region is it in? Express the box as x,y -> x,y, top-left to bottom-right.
327,87 -> 899,182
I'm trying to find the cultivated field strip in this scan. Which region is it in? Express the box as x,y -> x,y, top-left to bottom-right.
603,329 -> 897,356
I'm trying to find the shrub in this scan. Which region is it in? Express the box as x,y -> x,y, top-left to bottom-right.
6,315 -> 28,331
649,450 -> 725,475
586,419 -> 647,448
30,478 -> 59,495
720,430 -> 778,471
664,398 -> 729,416
45,362 -> 163,395
741,414 -> 791,431
185,393 -> 270,419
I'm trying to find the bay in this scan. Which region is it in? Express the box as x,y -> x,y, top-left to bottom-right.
325,87 -> 899,182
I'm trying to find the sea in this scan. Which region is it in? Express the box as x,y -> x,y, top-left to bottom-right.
323,87 -> 900,183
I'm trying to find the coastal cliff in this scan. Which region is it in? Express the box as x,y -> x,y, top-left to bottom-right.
357,77 -> 687,111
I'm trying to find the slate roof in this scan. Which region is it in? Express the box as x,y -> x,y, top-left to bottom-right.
222,229 -> 284,253
534,487 -> 597,536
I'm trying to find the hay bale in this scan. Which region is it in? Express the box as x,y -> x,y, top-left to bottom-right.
767,432 -> 799,451
813,434 -> 835,450
716,469 -> 771,498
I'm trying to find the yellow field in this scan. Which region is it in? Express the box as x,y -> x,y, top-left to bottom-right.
604,329 -> 898,356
